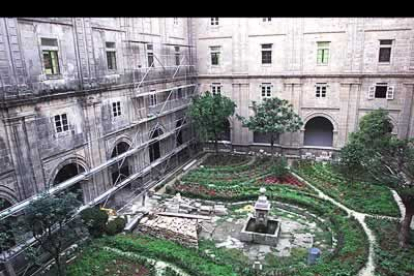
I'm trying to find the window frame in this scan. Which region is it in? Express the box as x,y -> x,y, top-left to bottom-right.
41,37 -> 61,76
54,113 -> 69,134
378,39 -> 393,64
147,44 -> 154,67
211,83 -> 222,95
149,91 -> 157,107
261,44 -> 272,65
317,41 -> 330,65
210,46 -> 221,66
261,83 -> 272,98
112,101 -> 122,118
210,17 -> 219,26
315,83 -> 328,98
105,42 -> 117,71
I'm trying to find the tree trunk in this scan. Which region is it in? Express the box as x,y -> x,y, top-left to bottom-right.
270,135 -> 274,157
55,255 -> 64,276
399,194 -> 414,247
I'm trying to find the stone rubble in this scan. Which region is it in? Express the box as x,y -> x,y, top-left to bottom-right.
138,214 -> 199,248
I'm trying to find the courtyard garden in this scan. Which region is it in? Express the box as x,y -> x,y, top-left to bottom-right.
65,101 -> 414,276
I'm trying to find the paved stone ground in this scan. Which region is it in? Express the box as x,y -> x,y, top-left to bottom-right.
199,207 -> 331,264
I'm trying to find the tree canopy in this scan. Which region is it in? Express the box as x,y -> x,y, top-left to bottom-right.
237,97 -> 303,153
188,91 -> 236,153
339,108 -> 414,246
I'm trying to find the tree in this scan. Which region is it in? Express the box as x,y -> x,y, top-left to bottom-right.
19,192 -> 82,276
237,97 -> 303,155
336,142 -> 366,186
188,91 -> 236,153
80,207 -> 108,238
340,108 -> 414,247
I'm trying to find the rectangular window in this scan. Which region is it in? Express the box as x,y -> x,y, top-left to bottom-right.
375,83 -> 388,98
43,50 -> 60,75
175,46 -> 180,66
54,114 -> 69,133
211,17 -> 219,26
211,83 -> 221,95
147,44 -> 154,67
149,92 -> 157,106
263,18 -> 271,22
379,40 -> 393,63
173,18 -> 178,25
261,44 -> 272,64
317,42 -> 330,65
210,46 -> 221,66
106,42 -> 117,70
41,38 -> 60,75
112,101 -> 121,117
261,83 -> 272,98
315,83 -> 328,98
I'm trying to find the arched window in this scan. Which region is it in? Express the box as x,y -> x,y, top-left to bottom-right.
111,142 -> 131,185
53,163 -> 86,202
304,117 -> 334,147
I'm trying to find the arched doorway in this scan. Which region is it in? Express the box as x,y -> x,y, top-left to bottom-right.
149,128 -> 163,163
304,117 -> 334,147
53,163 -> 86,202
218,119 -> 231,141
111,142 -> 131,185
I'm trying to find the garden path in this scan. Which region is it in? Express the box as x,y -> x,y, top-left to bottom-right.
291,172 -> 376,276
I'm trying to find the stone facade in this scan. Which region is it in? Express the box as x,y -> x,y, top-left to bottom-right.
193,18 -> 414,154
0,18 -> 198,214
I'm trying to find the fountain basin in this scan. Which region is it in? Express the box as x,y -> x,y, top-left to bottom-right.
240,216 -> 281,246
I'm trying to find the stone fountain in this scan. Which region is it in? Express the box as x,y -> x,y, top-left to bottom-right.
240,187 -> 281,246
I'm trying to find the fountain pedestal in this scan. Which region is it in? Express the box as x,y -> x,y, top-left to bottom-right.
240,187 -> 281,246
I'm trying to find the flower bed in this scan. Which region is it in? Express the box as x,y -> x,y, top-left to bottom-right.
259,175 -> 305,187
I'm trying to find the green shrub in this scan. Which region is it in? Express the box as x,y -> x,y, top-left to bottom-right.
105,217 -> 127,236
269,157 -> 289,178
80,207 -> 109,238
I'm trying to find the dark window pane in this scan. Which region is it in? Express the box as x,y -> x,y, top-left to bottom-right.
148,53 -> 154,67
262,51 -> 272,64
211,53 -> 219,65
375,86 -> 387,98
379,48 -> 391,62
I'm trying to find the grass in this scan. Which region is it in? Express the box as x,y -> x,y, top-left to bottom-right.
293,162 -> 400,217
67,245 -> 156,276
365,217 -> 414,276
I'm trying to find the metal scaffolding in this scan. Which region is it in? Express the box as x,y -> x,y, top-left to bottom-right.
0,31 -> 199,275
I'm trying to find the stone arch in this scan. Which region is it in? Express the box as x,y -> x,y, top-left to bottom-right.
49,156 -> 88,203
303,115 -> 336,147
0,186 -> 17,212
110,141 -> 132,185
108,136 -> 133,159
